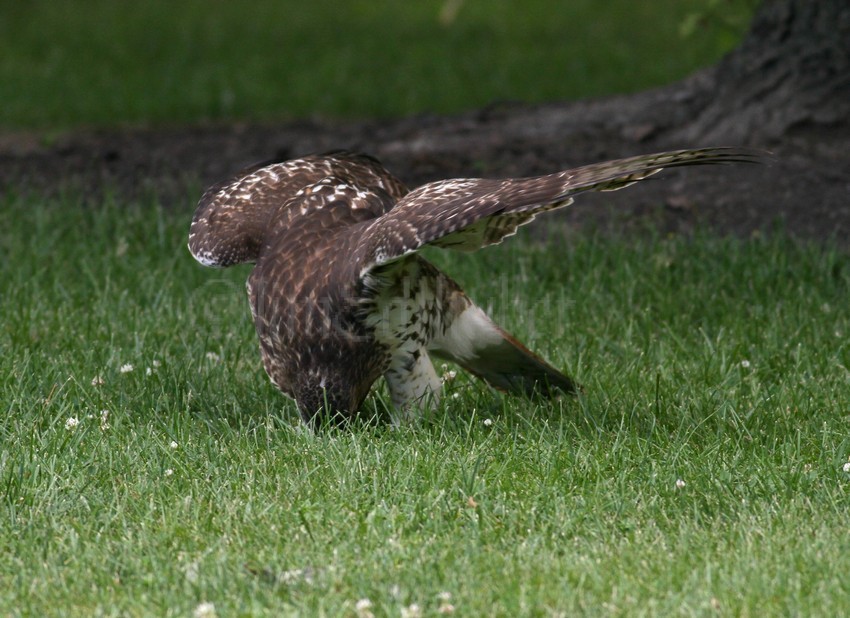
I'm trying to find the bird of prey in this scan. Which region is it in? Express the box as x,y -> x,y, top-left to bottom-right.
188,148 -> 757,427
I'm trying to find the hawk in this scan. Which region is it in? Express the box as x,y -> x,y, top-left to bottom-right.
188,148 -> 757,427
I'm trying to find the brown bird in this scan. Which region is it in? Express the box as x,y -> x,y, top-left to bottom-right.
188,148 -> 758,427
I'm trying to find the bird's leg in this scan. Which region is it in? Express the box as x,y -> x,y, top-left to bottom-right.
384,348 -> 441,424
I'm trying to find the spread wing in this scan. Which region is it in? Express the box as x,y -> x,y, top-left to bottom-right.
357,148 -> 763,272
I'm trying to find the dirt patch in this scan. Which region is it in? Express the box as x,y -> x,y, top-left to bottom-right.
2,81 -> 849,244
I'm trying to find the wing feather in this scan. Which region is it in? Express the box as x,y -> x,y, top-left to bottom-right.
189,151 -> 407,267
358,147 -> 764,270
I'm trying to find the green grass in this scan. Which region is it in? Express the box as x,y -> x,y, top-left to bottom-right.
0,0 -> 753,130
3,196 -> 850,616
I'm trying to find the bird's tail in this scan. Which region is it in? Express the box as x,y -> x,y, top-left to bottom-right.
428,304 -> 579,398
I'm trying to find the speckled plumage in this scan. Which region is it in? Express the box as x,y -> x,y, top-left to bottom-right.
188,148 -> 759,427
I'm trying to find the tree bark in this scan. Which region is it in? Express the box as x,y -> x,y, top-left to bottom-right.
678,0 -> 850,143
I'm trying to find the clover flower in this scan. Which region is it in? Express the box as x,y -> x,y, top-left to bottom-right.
355,598 -> 374,618
193,602 -> 216,618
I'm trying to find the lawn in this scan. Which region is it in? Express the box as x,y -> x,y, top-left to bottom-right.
5,1 -> 850,616
2,199 -> 850,616
0,0 -> 753,129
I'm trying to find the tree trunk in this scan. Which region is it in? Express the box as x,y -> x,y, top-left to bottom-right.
679,0 -> 850,143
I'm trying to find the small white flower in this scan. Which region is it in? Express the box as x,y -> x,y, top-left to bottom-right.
278,567 -> 315,584
91,375 -> 104,386
165,468 -> 174,477
451,392 -> 461,400
184,561 -> 200,583
401,604 -> 422,618
843,462 -> 850,473
355,598 -> 374,617
193,602 -> 216,618
152,359 -> 162,368
65,417 -> 79,430
675,478 -> 686,489
441,369 -> 457,382
437,592 -> 455,614
740,360 -> 751,369
170,440 -> 179,450
119,363 -> 134,374
100,409 -> 110,430
205,352 -> 221,363
483,418 -> 493,427
146,367 -> 153,376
